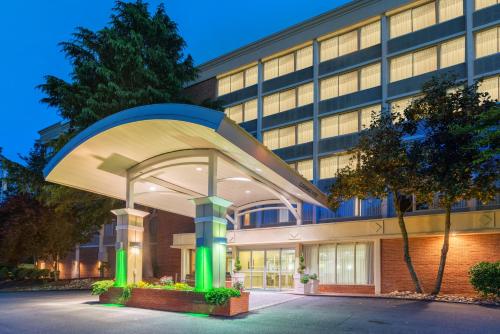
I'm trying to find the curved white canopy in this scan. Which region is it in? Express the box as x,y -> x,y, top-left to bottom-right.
44,103 -> 327,218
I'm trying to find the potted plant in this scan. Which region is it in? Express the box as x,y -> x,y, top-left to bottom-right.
309,273 -> 319,294
232,257 -> 245,287
294,254 -> 307,293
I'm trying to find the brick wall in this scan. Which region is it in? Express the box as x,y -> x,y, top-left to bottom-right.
381,233 -> 500,294
319,284 -> 375,294
183,78 -> 217,105
153,211 -> 194,280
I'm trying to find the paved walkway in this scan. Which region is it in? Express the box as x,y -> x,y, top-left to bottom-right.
248,290 -> 303,310
0,290 -> 498,333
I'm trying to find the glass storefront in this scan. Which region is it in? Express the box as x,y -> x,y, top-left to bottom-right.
238,248 -> 295,290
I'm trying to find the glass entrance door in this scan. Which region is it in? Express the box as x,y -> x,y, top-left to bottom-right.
251,250 -> 264,288
265,250 -> 280,289
238,248 -> 295,290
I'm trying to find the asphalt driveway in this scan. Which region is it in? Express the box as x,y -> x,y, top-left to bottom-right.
0,290 -> 498,334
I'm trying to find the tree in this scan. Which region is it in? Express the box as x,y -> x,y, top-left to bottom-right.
404,76 -> 499,295
39,0 -> 198,132
329,110 -> 424,293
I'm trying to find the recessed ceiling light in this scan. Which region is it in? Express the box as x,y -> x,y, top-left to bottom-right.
149,186 -> 156,191
245,190 -> 251,194
195,167 -> 203,172
255,168 -> 262,172
226,177 -> 250,182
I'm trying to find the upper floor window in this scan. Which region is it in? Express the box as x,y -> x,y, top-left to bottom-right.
475,26 -> 500,59
320,105 -> 381,139
475,0 -> 499,10
478,75 -> 500,101
217,65 -> 258,96
263,82 -> 313,117
264,46 -> 313,81
225,99 -> 257,123
289,159 -> 314,180
390,1 -> 463,39
320,21 -> 381,62
390,95 -> 421,117
263,120 -> 313,150
319,153 -> 357,179
320,63 -> 381,100
390,36 -> 465,82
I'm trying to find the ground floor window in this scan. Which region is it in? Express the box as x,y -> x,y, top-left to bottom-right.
303,242 -> 373,285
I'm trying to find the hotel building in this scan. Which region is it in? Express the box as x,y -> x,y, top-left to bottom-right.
40,0 -> 499,295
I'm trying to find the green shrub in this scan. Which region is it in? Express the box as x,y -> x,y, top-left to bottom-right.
14,268 -> 30,280
233,281 -> 244,291
300,275 -> 310,284
0,267 -> 9,280
205,287 -> 241,305
91,280 -> 115,295
118,284 -> 134,304
469,261 -> 500,297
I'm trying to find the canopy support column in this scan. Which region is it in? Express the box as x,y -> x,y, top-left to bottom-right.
111,208 -> 149,287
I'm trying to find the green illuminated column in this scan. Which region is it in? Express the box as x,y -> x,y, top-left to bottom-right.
192,196 -> 232,292
111,208 -> 149,287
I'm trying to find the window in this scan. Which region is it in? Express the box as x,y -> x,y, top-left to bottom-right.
413,46 -> 437,76
320,76 -> 339,100
478,75 -> 500,101
360,105 -> 382,129
307,242 -> 374,285
263,121 -> 313,150
320,63 -> 381,100
390,95 -> 420,116
263,129 -> 280,150
412,2 -> 436,32
294,159 -> 314,180
390,1 -> 462,38
339,30 -> 358,57
320,153 -> 356,179
297,83 -> 314,107
338,71 -> 358,96
360,63 -> 381,90
297,121 -> 313,144
245,66 -> 258,86
225,104 -> 243,123
475,0 -> 499,11
224,99 -> 258,123
360,21 -> 381,49
264,46 -> 313,81
475,26 -> 499,59
263,83 -> 313,116
440,37 -> 465,68
389,42 -> 467,82
296,46 -> 313,70
264,58 -> 279,81
217,65 -> 258,96
321,106 -> 382,138
339,112 -> 358,136
439,0 -> 463,22
320,37 -> 338,62
320,21 -> 381,62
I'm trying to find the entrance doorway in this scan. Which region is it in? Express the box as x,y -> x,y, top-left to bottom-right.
238,249 -> 295,290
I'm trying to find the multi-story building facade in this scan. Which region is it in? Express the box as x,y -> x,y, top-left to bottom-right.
40,0 -> 499,295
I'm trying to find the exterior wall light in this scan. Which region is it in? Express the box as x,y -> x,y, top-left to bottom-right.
130,242 -> 142,255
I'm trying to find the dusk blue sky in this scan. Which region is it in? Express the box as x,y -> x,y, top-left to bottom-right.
0,0 -> 349,163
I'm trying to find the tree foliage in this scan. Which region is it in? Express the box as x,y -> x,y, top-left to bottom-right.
328,110 -> 424,292
39,0 -> 197,132
403,76 -> 499,295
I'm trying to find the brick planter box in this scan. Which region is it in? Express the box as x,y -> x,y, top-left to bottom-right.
99,287 -> 249,317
